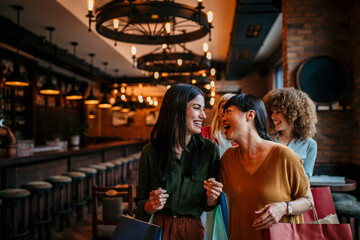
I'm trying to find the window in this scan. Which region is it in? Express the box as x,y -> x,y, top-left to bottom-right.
275,63 -> 283,89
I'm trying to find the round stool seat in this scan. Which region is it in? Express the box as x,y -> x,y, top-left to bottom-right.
46,175 -> 72,183
89,164 -> 106,171
0,188 -> 30,199
332,193 -> 357,203
101,162 -> 115,169
77,167 -> 97,175
335,201 -> 360,215
63,171 -> 86,179
21,181 -> 53,191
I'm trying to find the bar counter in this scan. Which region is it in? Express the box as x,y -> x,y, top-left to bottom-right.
0,139 -> 148,189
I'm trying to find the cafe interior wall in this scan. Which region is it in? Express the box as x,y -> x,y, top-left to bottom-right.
85,93 -> 227,141
281,0 -> 360,179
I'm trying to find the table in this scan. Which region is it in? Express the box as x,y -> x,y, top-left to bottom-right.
310,176 -> 357,192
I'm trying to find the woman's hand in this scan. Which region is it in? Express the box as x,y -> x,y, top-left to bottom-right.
144,187 -> 169,214
252,202 -> 287,229
204,178 -> 223,206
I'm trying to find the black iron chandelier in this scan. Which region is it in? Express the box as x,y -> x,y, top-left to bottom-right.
135,43 -> 212,73
86,0 -> 214,44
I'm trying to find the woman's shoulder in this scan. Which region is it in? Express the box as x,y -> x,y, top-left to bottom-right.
203,137 -> 218,149
142,142 -> 157,155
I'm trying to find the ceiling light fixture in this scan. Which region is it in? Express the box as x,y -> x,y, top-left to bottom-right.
84,53 -> 99,105
86,0 -> 213,44
39,26 -> 60,95
5,5 -> 30,87
99,62 -> 111,108
136,43 -> 211,74
66,42 -> 83,100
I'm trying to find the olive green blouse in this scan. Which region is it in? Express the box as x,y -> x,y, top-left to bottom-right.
135,138 -> 220,219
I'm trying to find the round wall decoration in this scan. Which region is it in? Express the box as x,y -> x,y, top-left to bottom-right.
296,56 -> 348,104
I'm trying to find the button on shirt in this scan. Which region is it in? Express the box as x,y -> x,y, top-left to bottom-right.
135,138 -> 220,219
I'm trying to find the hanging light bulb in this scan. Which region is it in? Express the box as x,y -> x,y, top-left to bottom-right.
66,42 -> 83,100
210,80 -> 215,87
210,68 -> 216,76
162,44 -> 167,50
210,97 -> 215,106
113,19 -> 119,30
88,0 -> 94,12
177,59 -> 183,66
112,97 -> 122,110
207,11 -> 214,24
99,94 -> 111,108
154,72 -> 160,79
206,51 -> 212,60
40,26 -> 60,95
5,6 -> 30,87
88,110 -> 96,119
84,53 -> 99,104
165,22 -> 171,34
203,42 -> 209,53
131,46 -> 136,68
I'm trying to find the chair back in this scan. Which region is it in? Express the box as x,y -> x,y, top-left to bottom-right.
91,184 -> 134,240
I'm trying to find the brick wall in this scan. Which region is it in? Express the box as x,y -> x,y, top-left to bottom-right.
282,0 -> 359,165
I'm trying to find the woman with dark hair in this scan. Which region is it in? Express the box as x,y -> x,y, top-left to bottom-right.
220,94 -> 313,240
262,87 -> 318,179
135,84 -> 223,240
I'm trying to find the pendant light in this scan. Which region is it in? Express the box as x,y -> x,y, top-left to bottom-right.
98,62 -> 111,108
84,53 -> 99,104
5,5 -> 30,87
88,110 -> 96,119
66,42 -> 83,100
40,26 -> 60,95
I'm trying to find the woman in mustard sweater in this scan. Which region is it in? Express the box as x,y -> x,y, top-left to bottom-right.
220,94 -> 313,240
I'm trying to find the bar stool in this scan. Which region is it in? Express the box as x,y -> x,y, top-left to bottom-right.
120,157 -> 131,184
0,188 -> 30,239
99,162 -> 115,186
21,181 -> 53,240
62,171 -> 87,221
89,164 -> 106,187
112,158 -> 126,185
76,167 -> 97,213
334,201 -> 360,240
45,175 -> 72,232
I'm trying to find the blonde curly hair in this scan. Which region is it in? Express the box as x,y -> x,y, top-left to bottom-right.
262,87 -> 318,140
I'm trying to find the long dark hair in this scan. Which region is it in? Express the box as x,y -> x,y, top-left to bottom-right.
151,84 -> 205,185
223,94 -> 271,140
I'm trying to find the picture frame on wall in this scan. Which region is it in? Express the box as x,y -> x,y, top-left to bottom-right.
145,110 -> 159,126
112,111 -> 128,126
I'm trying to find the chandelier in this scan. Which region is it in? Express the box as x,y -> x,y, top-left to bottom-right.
86,0 -> 214,44
135,43 -> 212,73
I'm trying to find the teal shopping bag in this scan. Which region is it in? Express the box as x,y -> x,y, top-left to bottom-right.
111,215 -> 162,240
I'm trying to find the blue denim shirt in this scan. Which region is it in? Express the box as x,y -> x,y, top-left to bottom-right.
275,137 -> 317,180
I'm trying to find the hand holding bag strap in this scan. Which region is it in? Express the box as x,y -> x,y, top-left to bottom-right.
308,200 -> 320,223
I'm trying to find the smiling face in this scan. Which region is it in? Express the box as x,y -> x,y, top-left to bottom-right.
271,109 -> 292,132
185,94 -> 206,137
222,105 -> 247,141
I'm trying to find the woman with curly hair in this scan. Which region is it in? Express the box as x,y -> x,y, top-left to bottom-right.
262,87 -> 318,179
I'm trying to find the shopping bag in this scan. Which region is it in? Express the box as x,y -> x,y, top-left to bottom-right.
265,194 -> 351,240
264,222 -> 352,240
303,187 -> 339,223
111,215 -> 162,240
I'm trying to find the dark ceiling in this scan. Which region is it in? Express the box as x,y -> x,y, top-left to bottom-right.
0,0 -> 282,88
226,0 -> 281,80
